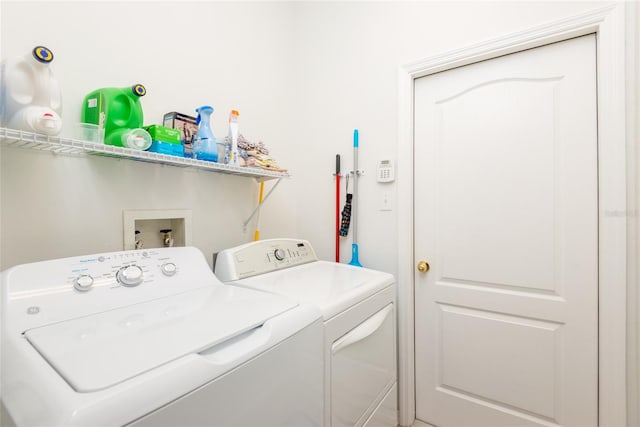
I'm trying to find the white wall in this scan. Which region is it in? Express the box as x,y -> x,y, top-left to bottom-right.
0,0 -> 615,272
287,2 -> 636,422
0,1 -> 299,269
288,0 -> 610,274
1,0 -> 637,422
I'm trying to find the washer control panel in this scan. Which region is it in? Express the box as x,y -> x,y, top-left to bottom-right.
65,250 -> 181,293
215,239 -> 318,281
3,247 -> 217,332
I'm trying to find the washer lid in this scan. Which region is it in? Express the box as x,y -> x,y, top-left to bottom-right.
24,285 -> 296,392
229,261 -> 394,320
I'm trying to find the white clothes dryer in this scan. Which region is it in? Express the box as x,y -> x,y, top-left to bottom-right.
215,239 -> 397,427
1,246 -> 323,427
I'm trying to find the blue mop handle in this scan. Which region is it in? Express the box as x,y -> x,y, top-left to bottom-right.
349,129 -> 363,267
352,129 -> 358,244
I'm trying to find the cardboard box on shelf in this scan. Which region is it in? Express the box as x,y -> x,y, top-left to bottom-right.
163,112 -> 198,157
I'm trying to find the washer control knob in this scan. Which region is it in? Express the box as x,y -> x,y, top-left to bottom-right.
274,248 -> 286,261
160,262 -> 177,276
117,265 -> 144,287
74,274 -> 94,292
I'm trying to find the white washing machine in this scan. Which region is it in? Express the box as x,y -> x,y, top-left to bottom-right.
1,246 -> 323,427
215,238 -> 397,427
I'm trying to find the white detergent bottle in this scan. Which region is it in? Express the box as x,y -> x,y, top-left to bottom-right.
0,46 -> 63,135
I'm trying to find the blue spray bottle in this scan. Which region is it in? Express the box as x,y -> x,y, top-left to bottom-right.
194,105 -> 218,162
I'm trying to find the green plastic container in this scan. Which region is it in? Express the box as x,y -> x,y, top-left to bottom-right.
81,84 -> 151,149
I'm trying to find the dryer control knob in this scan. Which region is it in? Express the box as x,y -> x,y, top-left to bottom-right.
160,262 -> 177,276
117,265 -> 144,287
74,274 -> 94,292
274,249 -> 286,261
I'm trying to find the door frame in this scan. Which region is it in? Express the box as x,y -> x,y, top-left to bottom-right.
396,4 -> 636,426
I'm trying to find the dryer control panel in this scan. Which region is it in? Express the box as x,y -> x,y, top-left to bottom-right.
215,239 -> 319,281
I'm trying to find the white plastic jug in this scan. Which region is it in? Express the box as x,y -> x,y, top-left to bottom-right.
0,46 -> 62,135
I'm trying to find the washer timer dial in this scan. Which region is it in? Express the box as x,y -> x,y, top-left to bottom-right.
117,265 -> 144,287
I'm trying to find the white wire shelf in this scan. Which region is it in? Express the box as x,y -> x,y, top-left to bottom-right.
0,127 -> 289,182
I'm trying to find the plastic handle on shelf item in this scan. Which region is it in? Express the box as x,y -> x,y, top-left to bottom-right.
331,304 -> 392,354
195,105 -> 213,127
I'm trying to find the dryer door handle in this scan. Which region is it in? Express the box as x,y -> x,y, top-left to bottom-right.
331,304 -> 393,355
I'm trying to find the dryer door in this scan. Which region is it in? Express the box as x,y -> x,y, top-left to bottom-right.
331,303 -> 396,427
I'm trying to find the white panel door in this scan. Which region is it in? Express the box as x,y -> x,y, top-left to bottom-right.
414,35 -> 598,427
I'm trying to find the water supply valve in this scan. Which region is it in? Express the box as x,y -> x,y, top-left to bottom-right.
135,230 -> 143,250
160,229 -> 174,247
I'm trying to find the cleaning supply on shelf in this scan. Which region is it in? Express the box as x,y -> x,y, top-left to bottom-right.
121,128 -> 152,150
81,84 -> 151,150
226,110 -> 240,165
145,124 -> 181,144
145,125 -> 183,156
163,111 -> 198,158
0,46 -> 62,135
193,105 -> 218,162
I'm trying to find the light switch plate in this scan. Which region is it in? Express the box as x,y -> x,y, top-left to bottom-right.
379,191 -> 393,211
